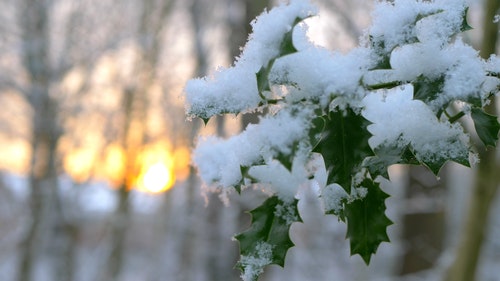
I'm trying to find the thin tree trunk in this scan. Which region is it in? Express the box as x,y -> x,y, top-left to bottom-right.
106,182 -> 131,280
178,1 -> 209,279
105,87 -> 139,280
444,1 -> 500,280
399,166 -> 445,275
105,2 -> 175,278
17,1 -> 66,280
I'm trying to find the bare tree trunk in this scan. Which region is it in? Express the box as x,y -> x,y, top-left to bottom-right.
177,1 -> 209,279
16,1 -> 67,281
105,87 -> 139,281
444,1 -> 500,280
106,181 -> 131,281
105,1 -> 174,279
399,166 -> 445,275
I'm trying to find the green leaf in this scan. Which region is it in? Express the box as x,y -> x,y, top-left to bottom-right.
313,108 -> 373,193
460,7 -> 473,32
278,19 -> 299,57
369,36 -> 392,70
276,150 -> 294,171
413,74 -> 445,104
471,107 -> 500,147
278,16 -> 311,57
421,156 -> 448,175
420,138 -> 470,175
364,142 -> 419,179
235,166 -> 251,194
415,9 -> 444,23
235,196 -> 301,280
344,179 -> 392,264
256,61 -> 274,97
309,115 -> 326,150
255,16 -> 310,102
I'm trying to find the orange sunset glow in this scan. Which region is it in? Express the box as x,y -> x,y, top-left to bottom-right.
62,140 -> 189,193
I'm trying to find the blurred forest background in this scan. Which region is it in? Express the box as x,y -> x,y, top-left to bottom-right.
0,0 -> 499,280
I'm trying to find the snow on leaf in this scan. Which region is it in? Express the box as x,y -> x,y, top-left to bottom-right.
313,108 -> 373,193
277,16 -> 306,57
344,178 -> 392,264
363,142 -> 419,179
362,85 -> 470,176
309,115 -> 326,149
413,74 -> 445,107
471,107 -> 500,147
460,7 -> 473,32
235,196 -> 301,280
321,183 -> 348,215
256,62 -> 273,97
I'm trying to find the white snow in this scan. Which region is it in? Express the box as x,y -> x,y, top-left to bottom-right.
184,1 -> 500,278
185,0 -> 317,119
186,0 -> 497,201
321,183 -> 348,214
274,200 -> 299,225
239,241 -> 274,281
362,85 -> 470,164
369,0 -> 467,52
192,106 -> 313,193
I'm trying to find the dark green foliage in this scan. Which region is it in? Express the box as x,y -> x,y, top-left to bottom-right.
235,196 -> 301,277
364,142 -> 419,179
413,74 -> 445,104
344,179 -> 392,264
188,4 -> 500,281
471,107 -> 500,147
313,108 -> 373,193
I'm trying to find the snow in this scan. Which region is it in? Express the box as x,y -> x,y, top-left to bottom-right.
269,46 -> 372,109
369,0 -> 467,52
239,241 -> 274,281
184,0 -> 500,278
388,39 -> 485,110
362,84 -> 470,164
236,0 -> 317,71
248,161 -> 302,199
321,183 -> 347,214
192,106 -> 313,193
185,0 -> 317,119
274,200 -> 299,225
185,67 -> 261,119
186,0 -> 497,200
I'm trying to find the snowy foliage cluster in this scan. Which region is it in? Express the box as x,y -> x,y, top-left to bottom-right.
184,0 -> 500,280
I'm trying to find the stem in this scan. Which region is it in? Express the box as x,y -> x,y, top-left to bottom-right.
447,111 -> 465,123
365,80 -> 402,90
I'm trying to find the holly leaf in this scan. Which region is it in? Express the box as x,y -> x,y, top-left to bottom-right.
364,142 -> 419,179
369,36 -> 392,70
344,179 -> 392,264
471,107 -> 500,147
313,108 -> 373,193
460,7 -> 473,32
413,74 -> 445,105
421,137 -> 470,175
235,196 -> 301,281
309,115 -> 326,149
276,141 -> 299,171
255,16 -> 308,100
278,17 -> 300,57
235,166 -> 255,194
256,61 -> 273,97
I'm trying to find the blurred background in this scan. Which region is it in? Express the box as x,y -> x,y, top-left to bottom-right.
0,0 -> 499,280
